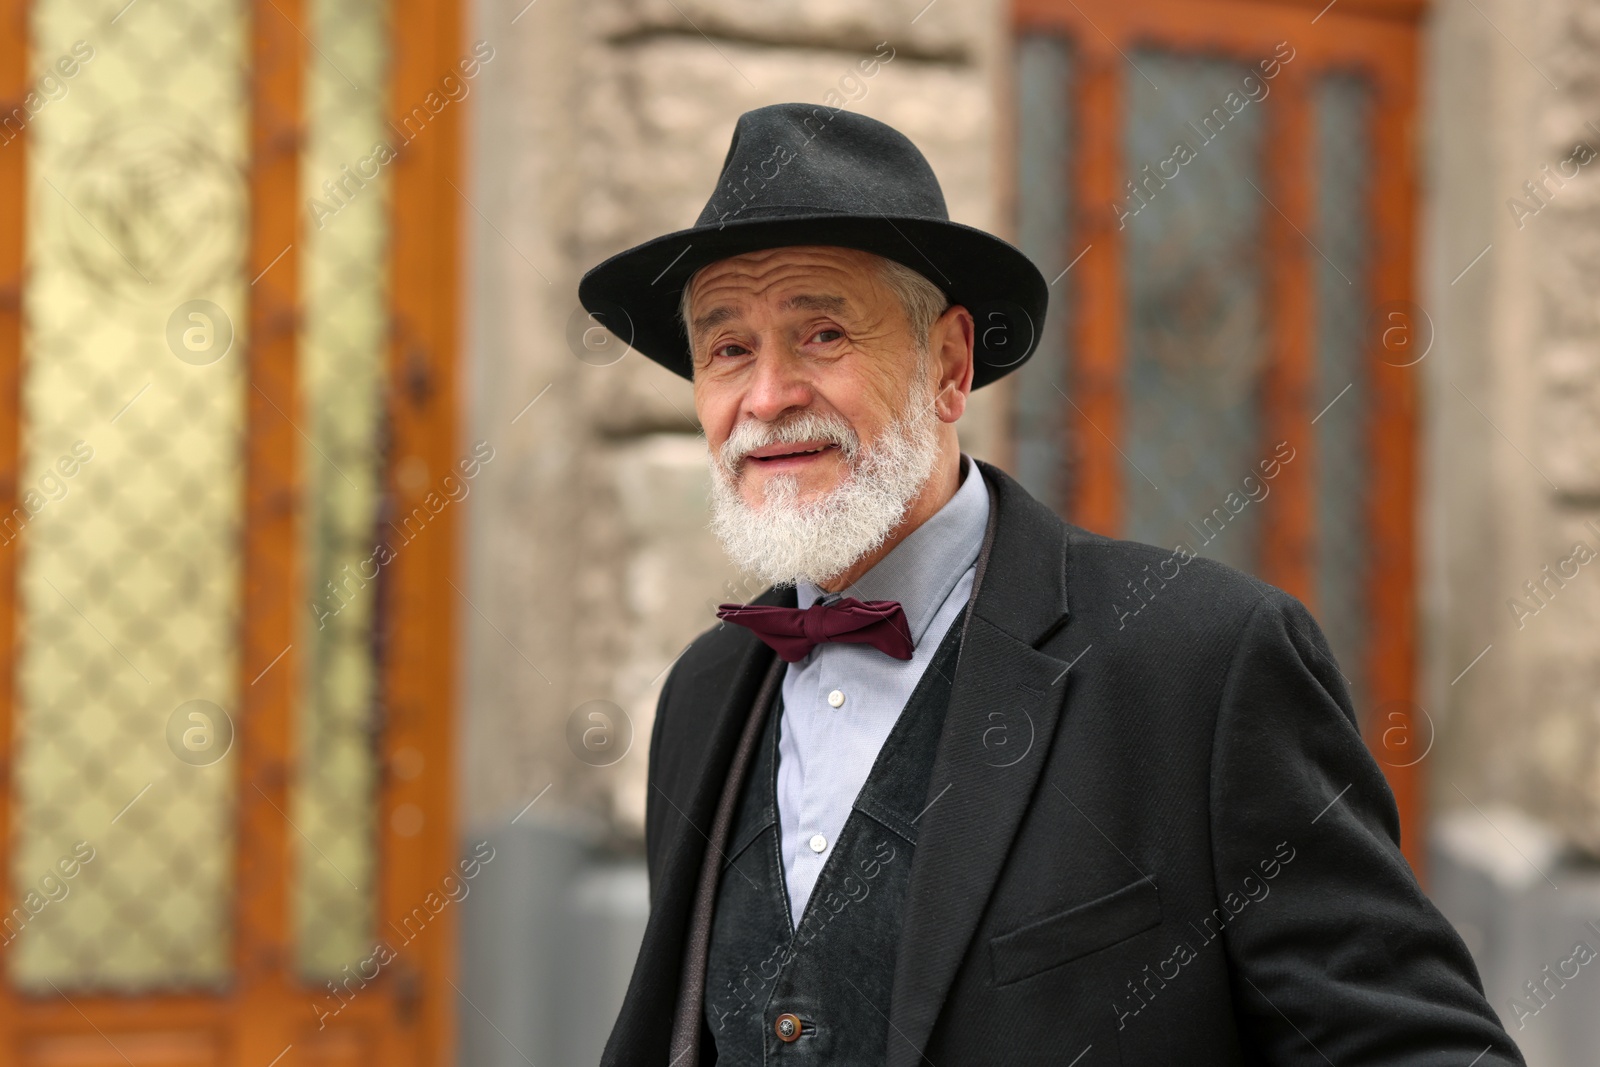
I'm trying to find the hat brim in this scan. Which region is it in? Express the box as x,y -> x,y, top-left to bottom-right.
577,213 -> 1049,389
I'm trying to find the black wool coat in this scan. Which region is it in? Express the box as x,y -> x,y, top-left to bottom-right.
601,460 -> 1524,1067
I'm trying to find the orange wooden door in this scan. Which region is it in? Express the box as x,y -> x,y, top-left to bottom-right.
1011,0 -> 1427,868
0,0 -> 463,1062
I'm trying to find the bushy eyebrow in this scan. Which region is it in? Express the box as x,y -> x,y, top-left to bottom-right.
688,303 -> 733,334
690,293 -> 850,337
778,293 -> 848,315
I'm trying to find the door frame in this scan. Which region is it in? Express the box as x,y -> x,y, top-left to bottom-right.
1010,0 -> 1427,870
0,0 -> 464,1061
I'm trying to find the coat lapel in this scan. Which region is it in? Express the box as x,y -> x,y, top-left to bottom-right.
602,587 -> 790,1067
885,461 -> 1073,1067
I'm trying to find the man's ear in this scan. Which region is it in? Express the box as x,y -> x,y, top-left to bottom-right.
930,305 -> 975,423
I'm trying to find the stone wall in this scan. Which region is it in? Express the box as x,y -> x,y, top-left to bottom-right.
460,0 -> 1600,860
1425,0 -> 1600,855
460,0 -> 1011,841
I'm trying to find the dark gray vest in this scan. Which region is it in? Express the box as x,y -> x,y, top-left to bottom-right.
702,609 -> 965,1065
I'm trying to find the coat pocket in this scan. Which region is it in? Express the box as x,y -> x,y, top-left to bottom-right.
989,877 -> 1161,987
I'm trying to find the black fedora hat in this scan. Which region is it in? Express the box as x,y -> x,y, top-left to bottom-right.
577,102 -> 1048,389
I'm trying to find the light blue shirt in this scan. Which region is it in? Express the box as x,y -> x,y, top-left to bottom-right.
776,454 -> 990,928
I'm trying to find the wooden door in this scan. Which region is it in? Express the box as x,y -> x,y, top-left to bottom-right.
1010,0 -> 1427,868
0,0 -> 463,1061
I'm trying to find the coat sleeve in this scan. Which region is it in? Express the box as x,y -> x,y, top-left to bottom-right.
1209,588 -> 1525,1066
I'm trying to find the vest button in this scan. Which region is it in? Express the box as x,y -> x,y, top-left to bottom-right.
774,1013 -> 802,1042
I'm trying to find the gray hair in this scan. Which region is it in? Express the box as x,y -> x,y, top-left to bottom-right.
679,252 -> 949,360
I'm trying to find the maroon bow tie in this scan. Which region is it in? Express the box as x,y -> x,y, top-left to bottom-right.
715,597 -> 914,662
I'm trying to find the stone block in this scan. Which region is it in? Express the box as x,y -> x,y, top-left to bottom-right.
592,0 -> 987,64
579,37 -> 997,262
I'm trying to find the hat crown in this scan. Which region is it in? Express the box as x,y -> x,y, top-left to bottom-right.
695,103 -> 950,229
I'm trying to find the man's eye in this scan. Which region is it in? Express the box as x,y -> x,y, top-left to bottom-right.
808,329 -> 842,344
714,343 -> 749,359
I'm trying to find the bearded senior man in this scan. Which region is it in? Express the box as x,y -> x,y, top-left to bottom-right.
580,104 -> 1522,1067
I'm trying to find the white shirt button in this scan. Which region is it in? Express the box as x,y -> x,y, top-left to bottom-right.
808,833 -> 827,853
827,689 -> 845,708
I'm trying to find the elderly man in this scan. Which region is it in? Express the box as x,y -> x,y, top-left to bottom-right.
580,104 -> 1521,1067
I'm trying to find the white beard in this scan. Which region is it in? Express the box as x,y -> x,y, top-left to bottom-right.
708,377 -> 942,588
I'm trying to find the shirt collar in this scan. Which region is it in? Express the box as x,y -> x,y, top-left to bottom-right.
796,453 -> 990,649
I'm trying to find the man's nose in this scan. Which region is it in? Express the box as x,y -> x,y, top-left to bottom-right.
742,348 -> 813,424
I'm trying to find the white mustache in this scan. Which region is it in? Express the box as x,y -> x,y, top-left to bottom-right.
719,410 -> 860,472
707,381 -> 942,587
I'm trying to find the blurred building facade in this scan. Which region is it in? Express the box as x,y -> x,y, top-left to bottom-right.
3,0 -> 1599,1063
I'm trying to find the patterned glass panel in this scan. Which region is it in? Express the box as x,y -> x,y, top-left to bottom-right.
13,0 -> 248,989
1121,52 -> 1267,571
1313,75 -> 1373,711
294,0 -> 391,978
1013,34 -> 1073,514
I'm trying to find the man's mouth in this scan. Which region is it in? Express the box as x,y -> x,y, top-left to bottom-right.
743,441 -> 839,467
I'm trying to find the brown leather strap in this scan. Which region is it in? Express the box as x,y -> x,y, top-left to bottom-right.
668,654 -> 786,1065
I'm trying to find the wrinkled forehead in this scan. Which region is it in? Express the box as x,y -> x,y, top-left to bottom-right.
683,245 -> 889,325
